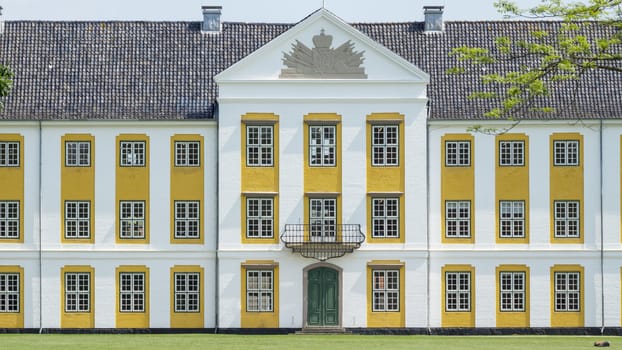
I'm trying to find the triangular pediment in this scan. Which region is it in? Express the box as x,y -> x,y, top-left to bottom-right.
215,8 -> 429,83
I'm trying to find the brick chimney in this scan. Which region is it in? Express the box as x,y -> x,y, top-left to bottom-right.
424,6 -> 444,33
202,6 -> 222,33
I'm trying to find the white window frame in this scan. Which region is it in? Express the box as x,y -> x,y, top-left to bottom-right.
174,201 -> 200,239
372,125 -> 399,166
0,201 -> 20,239
174,141 -> 200,167
246,269 -> 273,312
309,198 -> 336,242
499,271 -> 525,312
246,198 -> 273,238
0,142 -> 19,167
446,271 -> 471,311
445,201 -> 470,238
119,272 -> 145,313
64,272 -> 90,312
0,273 -> 19,312
372,269 -> 400,312
120,141 -> 146,167
119,201 -> 145,239
445,141 -> 470,166
309,125 -> 336,167
499,200 -> 525,238
554,272 -> 580,311
174,272 -> 200,313
64,201 -> 90,239
554,200 -> 580,238
499,140 -> 524,166
372,198 -> 399,238
553,140 -> 579,166
65,141 -> 91,167
246,126 -> 273,167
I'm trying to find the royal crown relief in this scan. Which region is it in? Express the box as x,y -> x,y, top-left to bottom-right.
279,29 -> 367,79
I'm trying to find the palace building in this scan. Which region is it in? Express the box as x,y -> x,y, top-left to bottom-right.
0,5 -> 621,332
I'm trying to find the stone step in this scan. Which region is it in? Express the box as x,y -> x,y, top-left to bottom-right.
295,327 -> 351,335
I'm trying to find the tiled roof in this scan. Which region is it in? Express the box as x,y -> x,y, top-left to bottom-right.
0,20 -> 619,120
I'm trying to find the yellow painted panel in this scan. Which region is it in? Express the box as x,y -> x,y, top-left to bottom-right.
241,113 -> 279,193
495,134 -> 529,244
495,265 -> 530,327
170,135 -> 204,244
0,134 -> 24,243
116,135 -> 150,244
366,113 -> 404,193
240,261 -> 279,328
366,195 -> 404,244
549,133 -> 584,244
441,264 -> 475,327
61,134 -> 95,244
60,265 -> 94,328
241,195 -> 279,244
550,265 -> 584,327
366,261 -> 405,327
303,113 -> 342,194
115,265 -> 150,328
0,266 -> 24,328
170,265 -> 204,328
441,134 -> 474,244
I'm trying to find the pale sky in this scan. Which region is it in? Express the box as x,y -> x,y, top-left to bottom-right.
0,0 -> 544,22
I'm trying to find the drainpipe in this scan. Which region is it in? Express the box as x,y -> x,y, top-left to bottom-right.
38,120 -> 43,333
214,104 -> 220,334
599,117 -> 604,334
425,100 -> 431,334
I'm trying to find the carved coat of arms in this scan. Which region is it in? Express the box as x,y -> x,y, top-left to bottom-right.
280,30 -> 367,79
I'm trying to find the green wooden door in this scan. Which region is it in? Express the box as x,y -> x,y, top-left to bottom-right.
307,267 -> 339,326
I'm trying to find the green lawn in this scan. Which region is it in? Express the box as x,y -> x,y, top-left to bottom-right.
0,334 -> 619,350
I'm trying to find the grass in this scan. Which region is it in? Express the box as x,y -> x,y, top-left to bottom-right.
0,334 -> 619,350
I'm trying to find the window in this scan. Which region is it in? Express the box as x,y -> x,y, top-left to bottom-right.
0,201 -> 19,239
119,201 -> 145,239
372,125 -> 398,166
554,272 -> 580,311
119,272 -> 145,312
499,272 -> 525,311
64,201 -> 90,239
553,140 -> 579,166
246,270 -> 273,312
554,201 -> 579,238
120,141 -> 145,166
309,198 -> 336,242
0,142 -> 19,167
65,141 -> 91,166
445,141 -> 470,166
372,198 -> 399,238
445,201 -> 470,238
175,141 -> 200,167
499,141 -> 524,166
246,126 -> 273,167
499,201 -> 525,238
446,272 -> 470,311
309,126 -> 335,166
246,198 -> 273,238
174,272 -> 200,312
0,273 -> 19,312
174,201 -> 200,239
372,269 -> 399,312
64,272 -> 90,312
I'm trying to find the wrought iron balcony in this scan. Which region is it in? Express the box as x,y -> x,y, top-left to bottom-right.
280,224 -> 365,261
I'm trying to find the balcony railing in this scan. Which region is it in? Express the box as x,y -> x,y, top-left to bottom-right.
280,224 -> 365,261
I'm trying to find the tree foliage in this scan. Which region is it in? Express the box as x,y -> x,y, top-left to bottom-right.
449,0 -> 622,119
0,64 -> 12,109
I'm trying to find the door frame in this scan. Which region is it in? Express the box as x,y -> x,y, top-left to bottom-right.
303,262 -> 342,328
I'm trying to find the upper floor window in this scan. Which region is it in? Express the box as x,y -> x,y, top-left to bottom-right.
246,198 -> 273,238
64,272 -> 90,312
64,201 -> 90,239
174,201 -> 200,239
175,141 -> 200,167
65,141 -> 90,167
499,200 -> 525,238
372,125 -> 398,166
246,270 -> 273,312
499,271 -> 525,312
499,141 -> 524,166
119,272 -> 145,312
372,269 -> 400,312
372,198 -> 399,238
120,141 -> 145,166
0,201 -> 19,239
0,142 -> 19,167
120,201 -> 145,239
445,201 -> 470,238
174,272 -> 200,313
246,126 -> 273,167
445,141 -> 470,166
0,273 -> 19,312
309,198 -> 336,242
553,140 -> 579,166
554,200 -> 579,238
309,126 -> 335,166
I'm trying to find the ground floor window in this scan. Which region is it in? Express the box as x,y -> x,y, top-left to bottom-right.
174,272 -> 200,312
246,270 -> 273,312
372,269 -> 399,312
